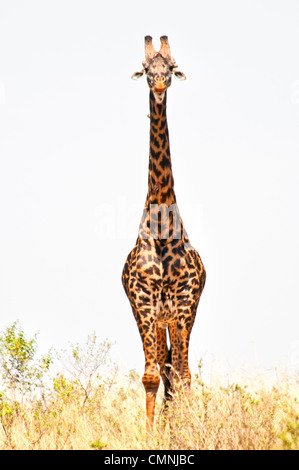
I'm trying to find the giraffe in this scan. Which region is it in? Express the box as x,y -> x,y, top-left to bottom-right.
122,36 -> 206,432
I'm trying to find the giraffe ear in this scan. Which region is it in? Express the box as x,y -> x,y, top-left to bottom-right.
131,70 -> 145,80
173,70 -> 186,81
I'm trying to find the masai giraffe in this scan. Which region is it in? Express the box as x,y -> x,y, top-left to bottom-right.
122,36 -> 206,432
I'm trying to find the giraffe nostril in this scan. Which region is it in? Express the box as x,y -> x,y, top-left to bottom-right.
154,75 -> 165,83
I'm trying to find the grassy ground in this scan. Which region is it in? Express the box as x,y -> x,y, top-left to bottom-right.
1,369 -> 299,450
0,323 -> 298,450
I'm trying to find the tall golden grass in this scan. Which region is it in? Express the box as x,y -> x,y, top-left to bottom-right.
1,368 -> 299,450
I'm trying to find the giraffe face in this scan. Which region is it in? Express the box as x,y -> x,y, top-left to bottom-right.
144,55 -> 173,104
132,36 -> 186,104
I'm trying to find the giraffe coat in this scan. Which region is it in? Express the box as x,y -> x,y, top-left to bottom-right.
122,36 -> 206,432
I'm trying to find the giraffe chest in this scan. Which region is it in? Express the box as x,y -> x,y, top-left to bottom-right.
123,239 -> 203,324
135,239 -> 188,287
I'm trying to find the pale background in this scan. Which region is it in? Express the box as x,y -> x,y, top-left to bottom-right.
0,0 -> 299,380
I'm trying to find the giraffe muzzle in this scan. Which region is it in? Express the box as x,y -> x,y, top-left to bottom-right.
153,81 -> 167,102
153,75 -> 167,93
153,84 -> 167,93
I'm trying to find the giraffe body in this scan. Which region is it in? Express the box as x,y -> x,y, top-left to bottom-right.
122,37 -> 206,432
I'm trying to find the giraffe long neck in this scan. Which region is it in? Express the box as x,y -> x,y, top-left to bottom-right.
146,90 -> 176,208
138,90 -> 184,242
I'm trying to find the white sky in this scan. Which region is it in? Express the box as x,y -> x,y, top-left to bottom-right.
0,0 -> 299,380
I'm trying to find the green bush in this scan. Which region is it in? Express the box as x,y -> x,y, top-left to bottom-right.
0,321 -> 52,398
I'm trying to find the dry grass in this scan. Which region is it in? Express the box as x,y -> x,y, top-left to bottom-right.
1,370 -> 299,450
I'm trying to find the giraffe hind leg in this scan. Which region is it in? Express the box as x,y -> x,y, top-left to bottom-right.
164,346 -> 173,404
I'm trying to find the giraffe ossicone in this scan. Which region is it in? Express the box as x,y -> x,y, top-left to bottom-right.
122,35 -> 206,433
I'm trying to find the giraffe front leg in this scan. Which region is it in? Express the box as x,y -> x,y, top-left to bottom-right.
176,308 -> 197,393
142,367 -> 160,433
156,326 -> 169,388
168,309 -> 196,394
138,316 -> 160,433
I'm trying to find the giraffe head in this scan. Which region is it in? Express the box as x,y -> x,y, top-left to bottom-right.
132,36 -> 186,104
